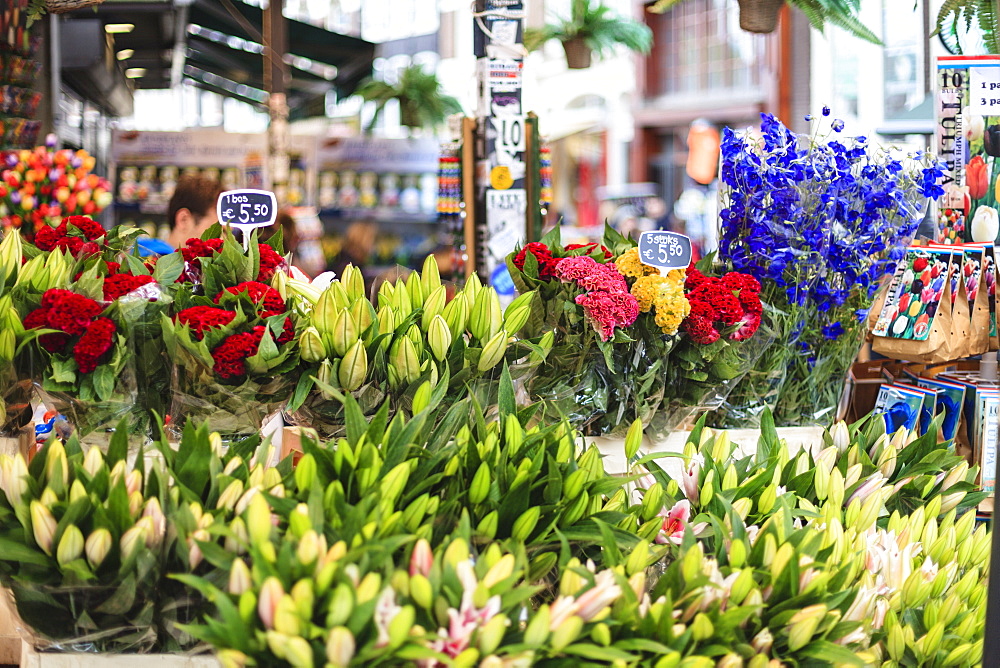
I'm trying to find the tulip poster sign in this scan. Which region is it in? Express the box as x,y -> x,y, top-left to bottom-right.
935,55 -> 1000,244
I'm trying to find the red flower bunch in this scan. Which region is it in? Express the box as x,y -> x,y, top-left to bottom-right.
73,318 -> 116,373
23,289 -> 117,371
32,216 -> 104,256
214,281 -> 286,318
179,237 -> 225,265
513,243 -> 560,279
210,324 -> 291,378
683,267 -> 763,344
174,306 -> 237,340
103,273 -> 156,301
257,244 -> 286,282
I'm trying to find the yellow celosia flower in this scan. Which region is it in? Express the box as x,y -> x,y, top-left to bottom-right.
631,275 -> 666,312
652,275 -> 690,335
616,248 -> 659,279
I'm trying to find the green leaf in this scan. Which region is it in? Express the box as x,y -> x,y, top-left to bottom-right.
498,363 -> 515,421
152,251 -> 184,284
801,640 -> 867,666
562,644 -> 638,662
0,536 -> 50,566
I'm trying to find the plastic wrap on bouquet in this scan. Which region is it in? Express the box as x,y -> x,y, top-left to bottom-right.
5,581 -> 198,654
650,323 -> 775,438
283,382 -> 386,441
116,284 -> 174,434
0,370 -> 33,438
33,367 -> 140,451
168,360 -> 291,443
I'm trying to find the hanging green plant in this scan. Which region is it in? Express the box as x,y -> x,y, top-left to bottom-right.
356,64 -> 463,133
524,0 -> 653,69
933,0 -> 999,54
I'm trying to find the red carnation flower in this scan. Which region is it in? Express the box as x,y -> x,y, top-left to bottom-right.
73,317 -> 116,373
211,331 -> 262,379
64,216 -> 105,241
103,274 -> 156,301
175,306 -> 238,340
33,222 -> 68,251
257,244 -> 286,282
214,281 -> 286,317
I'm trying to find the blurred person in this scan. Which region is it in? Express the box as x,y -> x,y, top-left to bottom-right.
328,221 -> 377,279
138,174 -> 222,255
261,208 -> 300,254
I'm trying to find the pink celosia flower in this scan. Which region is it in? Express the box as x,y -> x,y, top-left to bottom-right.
655,499 -> 708,545
575,290 -> 640,341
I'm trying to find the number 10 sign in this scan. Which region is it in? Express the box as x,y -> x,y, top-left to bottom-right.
637,231 -> 692,270
217,189 -> 277,230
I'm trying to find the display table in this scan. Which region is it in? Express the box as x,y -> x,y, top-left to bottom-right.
19,642 -> 220,668
594,427 -> 827,477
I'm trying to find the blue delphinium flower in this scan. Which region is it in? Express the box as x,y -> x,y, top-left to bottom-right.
821,322 -> 845,340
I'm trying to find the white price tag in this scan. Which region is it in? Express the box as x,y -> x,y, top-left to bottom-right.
970,66 -> 1000,113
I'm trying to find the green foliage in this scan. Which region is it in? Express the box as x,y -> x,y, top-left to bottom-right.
524,0 -> 653,60
357,65 -> 463,132
934,0 -> 1000,54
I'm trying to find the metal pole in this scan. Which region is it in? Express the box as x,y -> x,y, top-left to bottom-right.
263,0 -> 290,201
49,13 -> 61,147
984,423 -> 1000,666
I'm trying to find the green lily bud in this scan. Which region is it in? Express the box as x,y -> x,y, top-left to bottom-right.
56,524 -> 84,566
392,279 -> 413,318
338,339 -> 368,392
0,454 -> 27,507
297,530 -> 322,567
523,605 -> 550,648
326,627 -> 355,668
30,501 -> 57,556
412,380 -> 432,414
477,614 -> 507,655
405,325 -> 424,357
551,616 -> 584,652
787,604 -> 826,651
442,295 -> 469,342
299,327 -> 326,363
444,537 -> 469,566
246,492 -> 272,546
44,440 -> 68,495
38,487 -> 58,509
380,462 -> 411,507
717,654 -> 743,668
406,271 -> 425,308
294,454 -> 317,493
326,583 -> 354,627
85,528 -> 112,569
356,573 -> 381,604
283,635 -> 313,668
291,579 -> 315,620
422,316 -> 450,363
341,264 -> 365,302
0,229 -> 22,283
750,628 -> 773,654
470,288 -> 502,342
529,330 -> 554,365
216,479 -> 244,512
421,254 -> 442,296
316,359 -> 336,398
477,330 -> 508,372
389,337 -> 421,388
331,308 -> 359,357
226,558 -> 252,595
468,463 -> 490,505
691,613 -> 714,641
225,517 -> 248,554
421,285 -> 447,331
477,510 -> 499,540
258,577 -> 284,630
312,290 -> 340,335
120,522 -> 148,561
511,506 -> 540,542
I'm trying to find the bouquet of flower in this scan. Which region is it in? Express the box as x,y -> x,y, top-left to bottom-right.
714,111 -> 946,426
0,138 -> 112,238
283,256 -> 540,438
508,226 -> 765,436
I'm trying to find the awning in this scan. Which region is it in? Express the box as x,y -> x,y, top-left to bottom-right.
186,0 -> 374,106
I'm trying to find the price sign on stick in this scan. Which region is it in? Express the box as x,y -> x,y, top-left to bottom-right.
217,189 -> 277,233
638,231 -> 693,270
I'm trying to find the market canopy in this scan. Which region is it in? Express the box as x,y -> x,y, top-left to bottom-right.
184,0 -> 375,115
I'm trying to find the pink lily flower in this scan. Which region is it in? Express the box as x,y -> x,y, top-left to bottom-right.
655,499 -> 708,545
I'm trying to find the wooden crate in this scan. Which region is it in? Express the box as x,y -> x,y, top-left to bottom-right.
20,641 -> 219,667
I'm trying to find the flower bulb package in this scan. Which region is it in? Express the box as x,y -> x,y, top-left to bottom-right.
935,55 -> 1000,245
873,383 -> 933,434
915,376 -> 967,443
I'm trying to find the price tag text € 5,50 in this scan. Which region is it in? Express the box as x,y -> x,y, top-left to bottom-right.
637,230 -> 692,270
217,189 -> 278,231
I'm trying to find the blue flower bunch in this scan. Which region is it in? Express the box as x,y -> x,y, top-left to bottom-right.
718,112 -> 945,312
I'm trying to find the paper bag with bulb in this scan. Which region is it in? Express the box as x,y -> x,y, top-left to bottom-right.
870,246 -> 980,363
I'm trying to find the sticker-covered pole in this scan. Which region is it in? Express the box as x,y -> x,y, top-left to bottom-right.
984,439 -> 1000,664
473,0 -> 526,298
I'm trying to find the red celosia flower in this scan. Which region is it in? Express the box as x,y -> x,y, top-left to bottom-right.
33,222 -> 68,251
103,274 -> 156,301
65,216 -> 105,241
73,317 -> 116,373
277,317 -> 295,344
180,238 -> 225,264
38,289 -> 104,336
211,330 -> 263,379
257,244 -> 286,282
24,307 -> 70,352
731,312 -> 761,341
685,267 -> 708,290
684,315 -> 720,345
175,306 -> 238,340
105,261 -> 121,275
54,236 -> 84,256
513,242 -> 560,279
214,281 -> 286,317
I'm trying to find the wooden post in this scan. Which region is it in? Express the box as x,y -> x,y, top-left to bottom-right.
462,117 -> 478,279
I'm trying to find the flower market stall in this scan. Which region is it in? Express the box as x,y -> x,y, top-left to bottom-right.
0,111 -> 992,667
